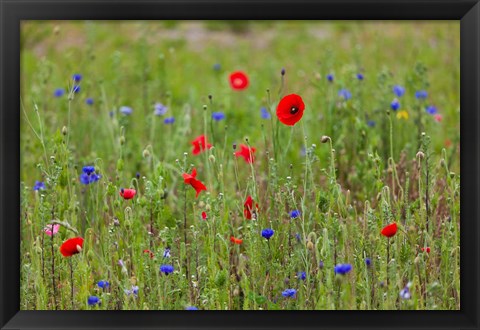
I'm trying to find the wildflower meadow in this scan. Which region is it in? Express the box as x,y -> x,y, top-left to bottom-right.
20,21 -> 460,310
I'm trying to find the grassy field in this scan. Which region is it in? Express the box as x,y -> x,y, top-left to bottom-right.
20,21 -> 460,310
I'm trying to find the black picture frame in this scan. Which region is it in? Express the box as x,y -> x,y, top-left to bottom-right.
1,0 -> 479,329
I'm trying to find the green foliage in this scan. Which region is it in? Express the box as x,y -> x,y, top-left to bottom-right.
20,21 -> 460,310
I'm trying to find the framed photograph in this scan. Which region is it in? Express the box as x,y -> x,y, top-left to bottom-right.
1,0 -> 479,329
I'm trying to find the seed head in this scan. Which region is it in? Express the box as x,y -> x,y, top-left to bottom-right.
321,136 -> 330,143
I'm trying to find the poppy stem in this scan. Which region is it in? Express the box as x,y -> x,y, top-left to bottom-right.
70,258 -> 74,309
183,182 -> 191,299
41,230 -> 45,279
386,237 -> 390,288
50,221 -> 57,310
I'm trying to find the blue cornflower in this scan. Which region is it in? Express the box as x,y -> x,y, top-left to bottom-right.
97,280 -> 110,289
281,68 -> 286,76
136,172 -> 140,179
86,98 -> 94,105
33,181 -> 46,191
109,111 -> 114,118
73,85 -> 81,93
54,88 -> 65,97
367,120 -> 376,127
327,74 -> 334,82
393,85 -> 405,97
400,287 -> 411,299
289,210 -> 300,218
186,306 -> 198,310
338,89 -> 352,100
391,98 -> 400,111
425,105 -> 438,115
212,112 -> 225,121
297,271 -> 306,281
282,288 -> 297,298
213,63 -> 221,71
80,167 -> 101,185
300,146 -> 306,157
319,261 -> 324,269
260,107 -> 270,119
132,286 -> 139,295
164,117 -> 175,124
72,74 -> 82,82
163,248 -> 171,258
261,228 -> 274,240
399,282 -> 412,299
334,263 -> 352,275
160,264 -> 174,275
120,106 -> 133,115
80,173 -> 91,185
357,73 -> 364,81
90,173 -> 101,183
124,285 -> 139,296
365,258 -> 372,267
295,233 -> 301,242
82,166 -> 95,175
415,90 -> 428,99
154,103 -> 168,116
87,296 -> 100,306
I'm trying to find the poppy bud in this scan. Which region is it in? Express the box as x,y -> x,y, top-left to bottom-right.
120,136 -> 125,145
143,149 -> 150,158
233,287 -> 240,296
321,136 -> 330,143
53,25 -> 60,35
87,250 -> 95,261
307,240 -> 314,251
62,126 -> 68,135
414,256 -> 420,264
416,151 -> 425,159
35,246 -> 43,255
314,72 -> 321,80
198,201 -> 205,208
208,155 -> 216,163
205,204 -> 211,211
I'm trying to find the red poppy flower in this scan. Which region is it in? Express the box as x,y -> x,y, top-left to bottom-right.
229,71 -> 249,90
201,211 -> 207,220
381,223 -> 398,238
119,188 -> 136,200
192,135 -> 213,155
143,249 -> 155,259
183,168 -> 207,198
230,236 -> 243,244
276,94 -> 305,126
244,195 -> 259,220
60,237 -> 84,257
421,247 -> 431,253
235,144 -> 256,163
